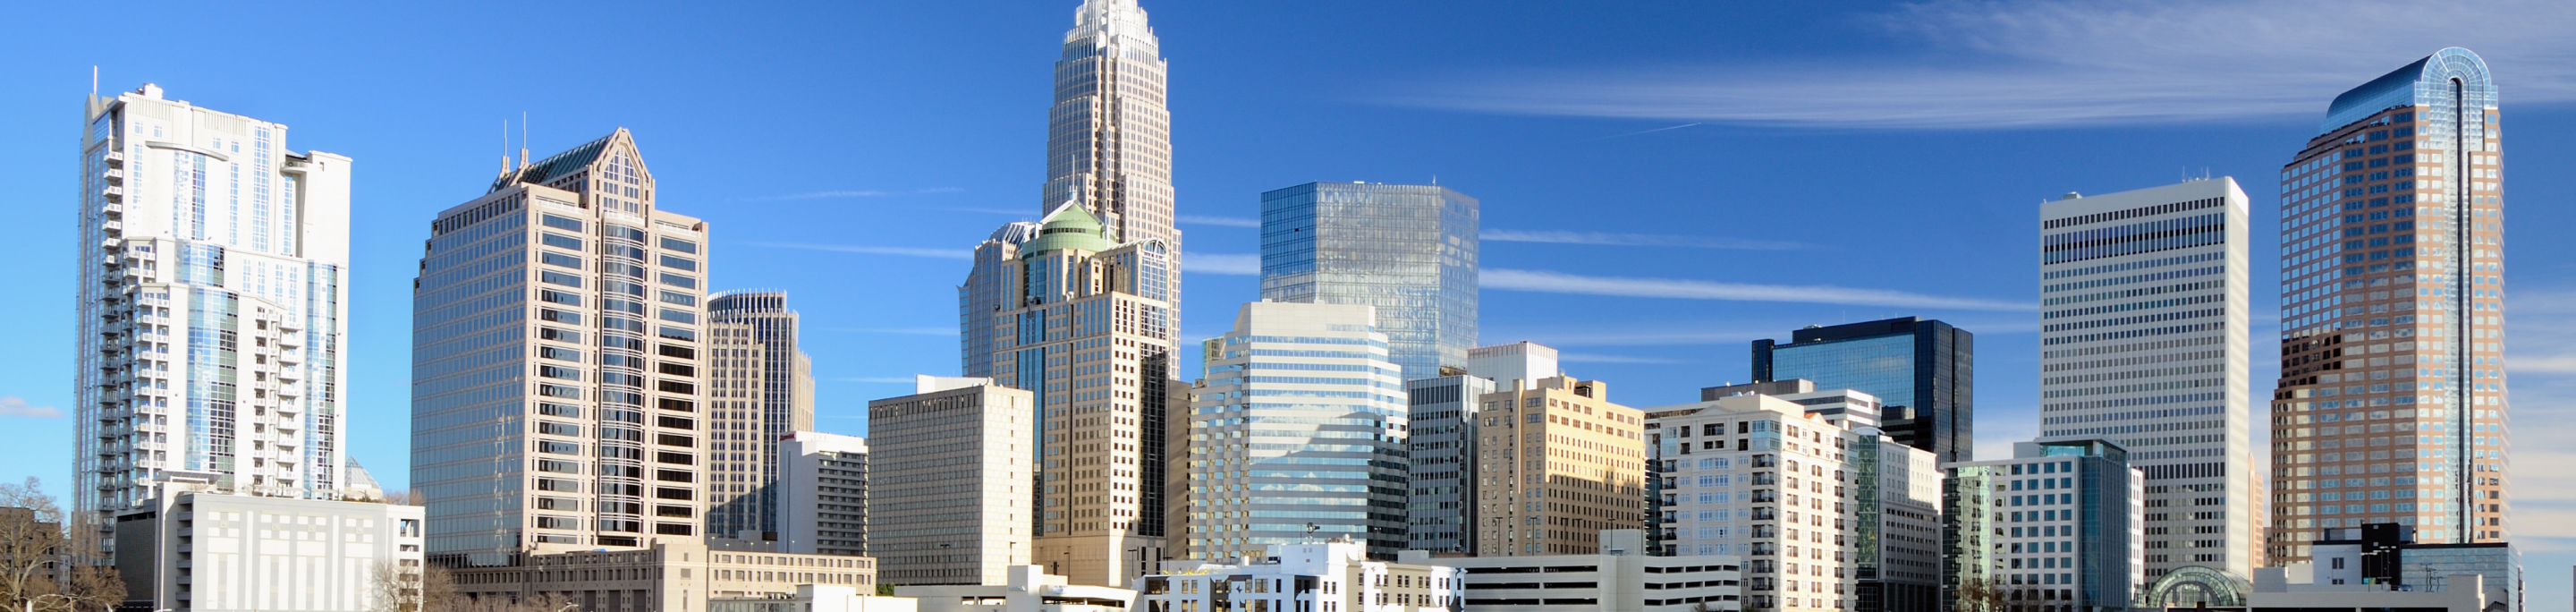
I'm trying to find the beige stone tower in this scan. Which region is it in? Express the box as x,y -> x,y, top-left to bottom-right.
1471,377 -> 1648,557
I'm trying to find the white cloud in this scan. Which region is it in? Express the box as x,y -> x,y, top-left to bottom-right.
1482,229 -> 1807,251
1179,215 -> 1260,228
744,242 -> 970,259
1485,268 -> 2032,311
740,187 -> 964,202
1558,353 -> 1687,364
0,396 -> 63,419
1184,253 -> 1261,276
1387,0 -> 2576,129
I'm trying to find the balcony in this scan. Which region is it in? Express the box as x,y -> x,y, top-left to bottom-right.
101,185 -> 123,200
104,150 -> 124,164
101,219 -> 122,232
100,202 -> 121,216
103,168 -> 124,182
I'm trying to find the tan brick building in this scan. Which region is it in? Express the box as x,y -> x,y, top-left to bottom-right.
1472,377 -> 1648,556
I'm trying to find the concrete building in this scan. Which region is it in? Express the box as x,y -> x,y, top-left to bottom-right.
410,128 -> 713,565
778,432 -> 868,557
1258,182 -> 1479,380
448,540 -> 877,612
1645,391 -> 1941,612
1043,0 -> 1181,335
864,377 -> 1034,586
1473,377 -> 1647,557
1750,318 -> 1972,463
1137,539 -> 1460,612
1402,342 -> 1560,555
706,291 -> 817,540
897,565 -> 1136,612
75,84 -> 356,522
2269,47 -> 2511,561
1406,530 -> 1742,612
1183,302 -> 1408,560
1702,380 -> 1883,429
709,584 -> 917,612
1469,342 -> 1560,391
977,202 -> 1180,586
2038,178 -> 2255,582
1940,439 -> 2144,612
959,223 -> 1042,379
111,488 -> 425,612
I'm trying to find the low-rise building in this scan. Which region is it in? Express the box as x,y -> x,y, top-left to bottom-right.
897,565 -> 1135,612
710,584 -> 917,612
447,540 -> 876,612
1136,539 -> 1459,612
1404,529 -> 1742,611
112,488 -> 425,612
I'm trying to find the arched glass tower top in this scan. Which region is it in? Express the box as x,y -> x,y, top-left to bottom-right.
2322,47 -> 2494,134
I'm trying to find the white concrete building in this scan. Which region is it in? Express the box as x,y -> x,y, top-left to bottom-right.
710,584 -> 917,612
1185,302 -> 1408,560
1138,539 -> 1459,612
112,489 -> 425,612
865,377 -> 1034,585
2038,178 -> 2255,582
779,431 -> 869,557
76,84 -> 357,521
1405,529 -> 1743,612
898,565 -> 1136,612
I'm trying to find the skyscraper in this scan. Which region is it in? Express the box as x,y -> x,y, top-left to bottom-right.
411,129 -> 711,565
1259,182 -> 1480,380
1184,302 -> 1409,560
1750,317 -> 1973,463
1046,0 -> 1179,331
1471,377 -> 1645,557
776,430 -> 868,557
982,203 -> 1178,585
1401,342 -> 1559,555
76,84 -> 355,517
2270,47 -> 2506,559
866,377 -> 1035,586
960,222 -> 1041,378
2037,179 -> 2253,582
705,291 -> 816,540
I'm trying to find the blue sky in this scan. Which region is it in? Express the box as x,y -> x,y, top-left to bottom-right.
4,0 -> 2575,605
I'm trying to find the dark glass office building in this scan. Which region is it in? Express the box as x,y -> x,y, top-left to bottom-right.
1749,317 -> 1972,463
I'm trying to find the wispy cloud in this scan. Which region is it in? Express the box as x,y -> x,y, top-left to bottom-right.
827,327 -> 957,336
1558,353 -> 1688,364
1483,229 -> 1808,251
0,396 -> 63,419
1589,123 -> 1701,140
1179,215 -> 1261,227
1485,268 -> 2031,311
745,242 -> 970,259
1185,253 -> 1261,276
738,188 -> 964,202
1386,0 -> 2576,129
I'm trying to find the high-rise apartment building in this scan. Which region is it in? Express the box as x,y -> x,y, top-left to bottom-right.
1646,391 -> 1942,612
1750,318 -> 1972,463
981,203 -> 1178,585
411,128 -> 712,565
865,376 -> 1036,586
1471,377 -> 1646,557
1940,439 -> 2144,612
1258,182 -> 1479,380
777,431 -> 867,557
1045,0 -> 1179,329
2269,47 -> 2507,560
1183,302 -> 1409,560
706,291 -> 816,540
2037,178 -> 2254,582
1402,342 -> 1560,555
75,84 -> 354,517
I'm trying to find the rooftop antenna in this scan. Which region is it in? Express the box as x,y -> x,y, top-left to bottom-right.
519,111 -> 530,170
90,66 -> 97,98
502,119 -> 512,174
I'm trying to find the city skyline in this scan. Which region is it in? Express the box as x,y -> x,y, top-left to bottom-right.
10,1 -> 2576,608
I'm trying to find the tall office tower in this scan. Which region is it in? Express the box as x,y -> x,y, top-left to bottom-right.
411,128 -> 712,565
2270,47 -> 2507,559
1258,182 -> 1480,380
1750,318 -> 1972,463
982,203 -> 1178,585
1644,392 -> 1941,612
777,431 -> 868,557
1183,302 -> 1409,560
1940,439 -> 2144,612
705,291 -> 816,540
75,84 -> 355,518
1401,342 -> 1558,555
866,377 -> 1035,586
1044,0 -> 1180,332
960,222 -> 1042,378
2036,179 -> 2253,582
1471,377 -> 1646,557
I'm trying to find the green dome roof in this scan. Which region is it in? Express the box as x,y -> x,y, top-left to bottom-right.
1021,201 -> 1112,254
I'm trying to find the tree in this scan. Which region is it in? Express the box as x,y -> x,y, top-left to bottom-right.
419,565 -> 462,612
0,479 -> 123,612
1952,578 -> 2008,612
368,559 -> 420,612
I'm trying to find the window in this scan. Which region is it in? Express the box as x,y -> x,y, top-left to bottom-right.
540,290 -> 581,306
658,290 -> 695,306
539,270 -> 583,288
657,415 -> 697,429
660,237 -> 698,253
538,327 -> 584,344
539,309 -> 584,325
659,272 -> 696,289
538,365 -> 583,381
659,309 -> 697,324
538,403 -> 581,418
540,251 -> 584,269
537,421 -> 581,437
541,214 -> 585,232
660,255 -> 697,271
540,233 -> 583,251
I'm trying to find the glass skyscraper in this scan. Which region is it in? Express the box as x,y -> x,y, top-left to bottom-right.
2269,47 -> 2508,559
1185,302 -> 1409,560
1749,317 -> 1971,463
1259,182 -> 1479,381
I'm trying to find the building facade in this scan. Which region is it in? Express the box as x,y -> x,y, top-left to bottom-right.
1258,182 -> 1479,381
778,432 -> 868,557
865,377 -> 1036,586
1402,342 -> 1559,555
411,129 -> 712,565
706,292 -> 816,540
1472,377 -> 1646,557
76,84 -> 355,518
960,223 -> 1042,378
1405,530 -> 1743,612
1184,302 -> 1409,560
1645,393 -> 1941,612
980,203 -> 1179,586
1137,540 -> 1462,612
112,489 -> 425,612
1045,0 -> 1180,330
2269,47 -> 2509,561
1750,318 -> 1971,463
894,565 -> 1137,612
447,541 -> 877,612
1939,439 -> 2144,612
2036,179 -> 2255,582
